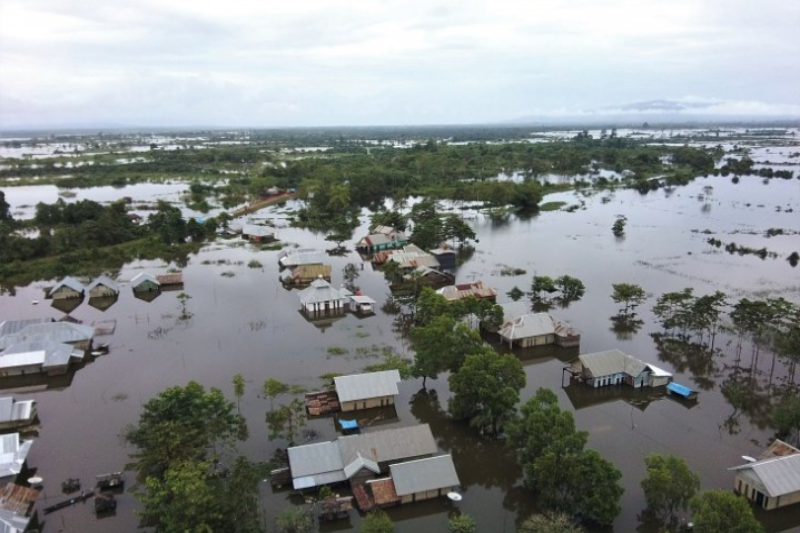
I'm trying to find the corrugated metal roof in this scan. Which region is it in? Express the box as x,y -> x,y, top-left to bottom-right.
86,275 -> 121,294
730,454 -> 800,497
350,295 -> 376,304
499,313 -> 555,340
648,364 -> 673,378
0,319 -> 53,338
292,265 -> 332,280
390,455 -> 460,496
280,250 -> 326,268
1,341 -> 85,369
243,224 -> 274,237
0,508 -> 31,533
577,349 -> 648,378
288,441 -> 343,479
338,424 -> 437,465
0,399 -> 34,424
298,279 -> 350,306
0,323 -> 94,351
437,281 -> 497,301
667,382 -> 695,397
48,277 -> 84,296
335,370 -> 401,403
343,452 -> 380,479
0,434 -> 32,479
130,273 -> 160,288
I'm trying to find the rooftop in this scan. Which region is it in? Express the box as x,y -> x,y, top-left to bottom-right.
390,455 -> 460,496
0,322 -> 94,351
48,277 -> 84,296
730,453 -> 800,497
86,275 -> 121,294
0,434 -> 32,480
298,279 -> 351,306
575,349 -> 649,378
334,370 -> 401,403
0,399 -> 34,424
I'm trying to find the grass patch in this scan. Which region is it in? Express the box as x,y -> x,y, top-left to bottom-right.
260,242 -> 283,251
221,271 -> 236,277
539,201 -> 567,212
355,332 -> 371,339
326,346 -> 349,357
248,260 -> 263,268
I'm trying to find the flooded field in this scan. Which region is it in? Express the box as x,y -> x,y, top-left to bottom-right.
1,143 -> 799,532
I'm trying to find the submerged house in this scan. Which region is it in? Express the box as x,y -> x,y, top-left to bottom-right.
242,224 -> 275,242
565,349 -> 672,389
0,398 -> 36,431
0,319 -> 54,340
429,248 -> 457,271
0,434 -> 33,482
0,322 -> 94,352
156,272 -> 183,290
356,227 -> 409,254
499,313 -> 581,348
297,278 -> 351,314
282,265 -> 332,286
730,440 -> 800,510
348,294 -> 377,315
334,370 -> 401,412
0,341 -> 87,377
279,249 -> 326,270
130,273 -> 160,293
286,424 -> 437,490
437,281 -> 497,302
86,275 -> 121,299
390,455 -> 460,504
48,277 -> 84,300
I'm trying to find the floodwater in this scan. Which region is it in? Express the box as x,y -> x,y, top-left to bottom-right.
0,173 -> 799,532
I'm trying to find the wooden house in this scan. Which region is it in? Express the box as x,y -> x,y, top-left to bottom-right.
297,278 -> 351,314
334,370 -> 401,412
0,398 -> 36,431
565,349 -> 671,389
156,272 -> 184,290
48,277 -> 84,300
437,281 -> 497,302
86,275 -> 121,298
499,313 -> 581,348
279,249 -> 326,270
730,440 -> 800,510
0,434 -> 33,482
282,265 -> 332,287
389,455 -> 460,504
131,273 -> 160,293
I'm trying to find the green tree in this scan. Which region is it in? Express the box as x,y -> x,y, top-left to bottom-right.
690,490 -> 764,533
531,275 -> 557,298
773,395 -> 800,445
148,200 -> 187,244
519,512 -> 584,533
449,513 -> 477,533
222,456 -> 265,533
232,373 -> 245,413
443,214 -> 476,246
125,381 -> 240,480
0,190 -> 12,226
362,509 -> 395,533
275,505 -> 313,533
266,398 -> 307,445
640,454 -> 700,522
556,275 -> 586,302
611,283 -> 647,314
449,349 -> 526,435
411,316 -> 484,387
612,215 -> 627,236
263,378 -> 290,410
507,286 -> 525,301
370,210 -> 407,232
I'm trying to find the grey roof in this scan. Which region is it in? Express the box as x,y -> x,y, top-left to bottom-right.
1,341 -> 85,369
334,370 -> 401,403
48,277 -> 84,296
86,275 -> 121,294
390,455 -> 460,496
574,349 -> 648,378
0,322 -> 94,351
387,246 -> 440,269
0,434 -> 33,479
0,508 -> 30,533
298,279 -> 351,306
288,441 -> 343,479
338,424 -> 437,465
499,313 -> 556,340
242,224 -> 274,237
130,272 -> 160,288
343,452 -> 380,479
0,399 -> 34,424
730,454 -> 800,497
280,250 -> 326,268
0,319 -> 53,338
350,295 -> 376,305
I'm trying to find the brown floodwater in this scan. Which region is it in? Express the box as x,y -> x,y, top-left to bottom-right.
1,171 -> 800,533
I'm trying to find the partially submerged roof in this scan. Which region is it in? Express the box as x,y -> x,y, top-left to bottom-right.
0,322 -> 94,351
130,272 -> 160,288
334,370 -> 401,403
280,250 -> 326,268
0,434 -> 33,479
350,295 -> 376,305
0,399 -> 35,424
730,454 -> 800,497
390,455 -> 460,496
48,277 -> 84,296
86,275 -> 121,294
0,319 -> 53,339
287,441 -> 345,490
298,279 -> 351,306
500,313 -> 556,340
437,281 -> 497,301
1,341 -> 85,369
338,424 -> 437,465
575,349 -> 648,378
292,264 -> 332,280
242,224 -> 274,237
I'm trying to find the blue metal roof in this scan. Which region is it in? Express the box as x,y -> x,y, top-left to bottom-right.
339,419 -> 359,430
667,382 -> 695,398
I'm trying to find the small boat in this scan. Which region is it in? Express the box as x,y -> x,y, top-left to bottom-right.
31,300 -> 39,305
96,472 -> 124,490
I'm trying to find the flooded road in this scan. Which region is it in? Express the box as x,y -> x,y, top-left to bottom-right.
1,172 -> 799,532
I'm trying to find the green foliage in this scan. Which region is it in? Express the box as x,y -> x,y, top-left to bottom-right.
149,200 -> 188,244
361,349 -> 413,379
611,283 -> 647,314
773,395 -> 800,445
0,190 -> 11,224
370,210 -> 408,232
232,373 -> 245,412
275,505 -> 314,533
266,398 -> 307,445
449,349 -> 526,435
538,201 -> 567,212
555,275 -> 586,302
223,457 -> 266,533
654,288 -> 728,343
640,454 -> 700,522
361,509 -> 395,533
507,286 -> 525,301
507,388 -> 623,526
612,215 -> 627,236
518,512 -> 584,533
448,513 -> 477,533
690,490 -> 764,533
443,213 -> 477,245
247,260 -> 263,268
530,275 -> 557,297
263,378 -> 290,409
411,316 -> 484,386
125,381 -> 240,480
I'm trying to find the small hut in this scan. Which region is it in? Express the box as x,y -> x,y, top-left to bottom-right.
86,276 -> 121,299
131,273 -> 160,293
156,272 -> 184,291
49,277 -> 84,300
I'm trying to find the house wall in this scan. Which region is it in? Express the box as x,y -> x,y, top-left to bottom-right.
45,363 -> 71,376
89,286 -> 117,298
52,287 -> 81,300
736,472 -> 800,510
133,281 -> 159,292
350,469 -> 377,486
400,486 -> 455,504
0,363 -> 44,377
555,334 -> 581,348
590,372 -> 627,387
303,300 -> 346,313
518,333 -> 556,348
341,395 -> 395,412
650,375 -> 671,387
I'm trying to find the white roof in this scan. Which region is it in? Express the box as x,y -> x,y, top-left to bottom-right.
499,313 -> 556,340
0,322 -> 94,351
0,319 -> 53,338
350,295 -> 376,305
86,275 -> 121,294
343,452 -> 380,479
130,272 -> 160,288
298,279 -> 351,306
48,277 -> 84,296
500,302 -> 529,323
0,434 -> 32,479
1,341 -> 85,369
647,363 -> 673,378
334,370 -> 401,403
0,399 -> 34,424
730,454 -> 800,497
242,224 -> 274,237
280,250 -> 326,268
390,455 -> 460,496
0,508 -> 30,533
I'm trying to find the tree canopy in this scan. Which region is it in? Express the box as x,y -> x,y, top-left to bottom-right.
690,490 -> 764,533
640,454 -> 700,523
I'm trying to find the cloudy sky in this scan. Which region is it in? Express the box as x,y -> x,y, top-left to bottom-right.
1,0 -> 799,128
